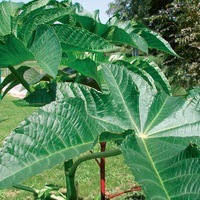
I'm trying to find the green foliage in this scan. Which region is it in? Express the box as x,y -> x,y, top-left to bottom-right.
0,0 -> 199,199
0,63 -> 200,199
0,0 -> 177,101
107,0 -> 200,88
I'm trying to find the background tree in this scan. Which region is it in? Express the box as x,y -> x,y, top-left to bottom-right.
107,0 -> 173,22
107,0 -> 200,89
148,0 -> 200,89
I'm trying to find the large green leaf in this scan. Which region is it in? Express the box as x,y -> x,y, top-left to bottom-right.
121,137 -> 200,199
0,98 -> 103,189
0,63 -> 199,199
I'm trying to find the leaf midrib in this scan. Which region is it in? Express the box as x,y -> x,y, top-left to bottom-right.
141,137 -> 170,200
144,97 -> 168,135
105,66 -> 140,133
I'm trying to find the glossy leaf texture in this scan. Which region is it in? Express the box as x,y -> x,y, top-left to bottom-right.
0,63 -> 199,197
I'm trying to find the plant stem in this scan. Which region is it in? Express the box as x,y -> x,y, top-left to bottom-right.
8,66 -> 34,93
13,184 -> 38,194
69,148 -> 122,177
64,159 -> 78,200
100,142 -> 106,200
64,149 -> 122,200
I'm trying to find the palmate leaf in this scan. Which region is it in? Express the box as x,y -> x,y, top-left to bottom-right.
0,63 -> 199,200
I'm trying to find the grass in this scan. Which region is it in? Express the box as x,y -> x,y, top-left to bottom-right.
0,95 -> 141,199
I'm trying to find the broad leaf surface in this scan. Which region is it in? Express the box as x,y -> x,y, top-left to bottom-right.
0,62 -> 199,200
0,98 -> 104,189
122,136 -> 200,200
30,26 -> 62,78
140,29 -> 178,57
131,57 -> 171,94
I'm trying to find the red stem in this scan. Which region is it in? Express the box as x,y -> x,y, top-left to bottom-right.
100,142 -> 106,200
106,186 -> 142,199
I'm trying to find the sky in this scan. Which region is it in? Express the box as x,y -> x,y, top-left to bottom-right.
0,0 -> 114,23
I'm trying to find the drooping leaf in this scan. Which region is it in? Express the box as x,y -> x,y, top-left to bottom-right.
0,35 -> 34,68
72,15 -> 148,53
0,1 -> 23,36
30,26 -> 62,78
139,29 -> 179,56
109,17 -> 177,56
0,66 -> 30,97
53,24 -> 120,53
66,58 -> 101,86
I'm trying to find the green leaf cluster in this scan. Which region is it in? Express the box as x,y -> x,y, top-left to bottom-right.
0,0 -> 199,199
